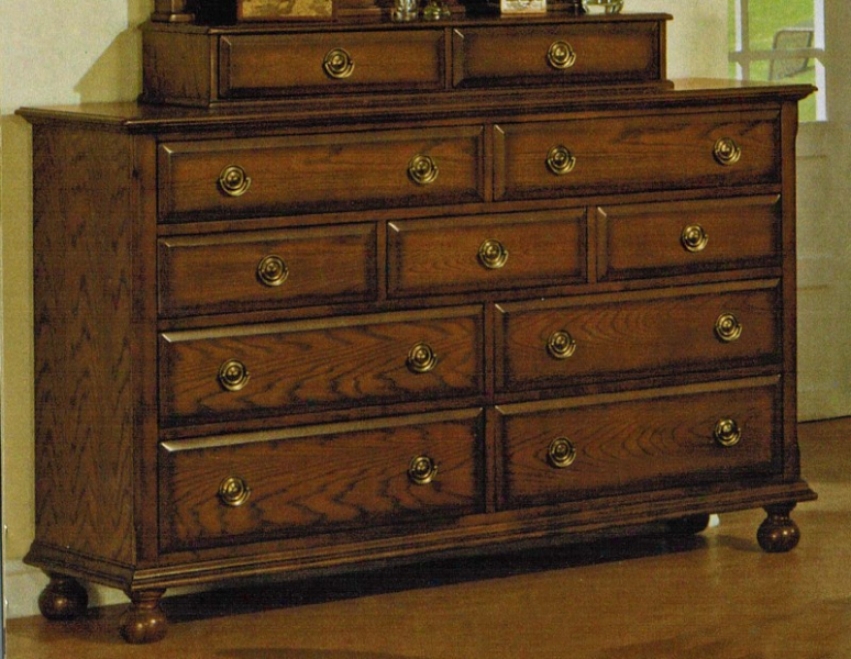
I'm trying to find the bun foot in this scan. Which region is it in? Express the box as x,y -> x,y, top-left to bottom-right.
38,574 -> 89,620
757,503 -> 801,553
120,590 -> 168,644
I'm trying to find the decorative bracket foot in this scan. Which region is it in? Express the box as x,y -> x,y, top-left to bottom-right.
38,574 -> 89,620
120,590 -> 168,644
757,503 -> 801,553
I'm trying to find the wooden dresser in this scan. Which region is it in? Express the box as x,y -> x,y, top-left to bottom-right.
20,6 -> 815,644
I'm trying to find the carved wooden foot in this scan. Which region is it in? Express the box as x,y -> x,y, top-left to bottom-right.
120,590 -> 168,644
757,503 -> 801,553
38,574 -> 88,620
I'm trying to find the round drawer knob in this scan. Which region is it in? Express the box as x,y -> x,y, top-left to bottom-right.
218,165 -> 252,197
547,330 -> 577,360
546,145 -> 577,176
257,255 -> 289,287
714,313 -> 743,343
408,154 -> 439,186
681,224 -> 709,253
478,239 -> 509,270
714,418 -> 742,447
218,359 -> 250,392
548,437 -> 577,469
407,342 -> 438,374
547,41 -> 577,70
713,137 -> 742,166
408,455 -> 438,485
218,476 -> 251,507
323,48 -> 355,79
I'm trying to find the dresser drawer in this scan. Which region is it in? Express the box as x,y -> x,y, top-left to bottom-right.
158,127 -> 485,222
495,281 -> 781,393
494,111 -> 780,202
158,224 -> 377,317
496,377 -> 781,510
219,30 -> 445,99
597,195 -> 782,281
452,20 -> 663,89
159,409 -> 485,551
159,307 -> 484,425
387,209 -> 586,297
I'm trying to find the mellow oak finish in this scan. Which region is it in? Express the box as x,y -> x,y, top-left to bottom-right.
22,11 -> 815,645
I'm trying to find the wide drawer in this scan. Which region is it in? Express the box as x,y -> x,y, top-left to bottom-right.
159,306 -> 484,425
158,224 -> 377,317
219,31 -> 445,99
496,377 -> 782,510
387,209 -> 586,297
597,195 -> 782,281
158,127 -> 485,222
452,20 -> 664,89
495,280 -> 782,393
494,110 -> 780,202
159,409 -> 485,551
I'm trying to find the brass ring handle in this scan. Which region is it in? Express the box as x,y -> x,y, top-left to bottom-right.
478,239 -> 509,270
681,224 -> 709,253
407,342 -> 438,374
257,255 -> 289,287
323,48 -> 355,79
714,418 -> 742,447
408,154 -> 439,186
547,330 -> 577,360
408,455 -> 438,485
547,41 -> 577,70
546,145 -> 577,176
714,313 -> 743,343
548,437 -> 577,469
218,165 -> 252,197
218,359 -> 250,392
218,476 -> 251,507
713,137 -> 742,166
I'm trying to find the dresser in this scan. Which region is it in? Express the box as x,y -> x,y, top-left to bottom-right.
21,7 -> 815,644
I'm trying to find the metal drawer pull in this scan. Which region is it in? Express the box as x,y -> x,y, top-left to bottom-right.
407,342 -> 438,374
407,154 -> 439,186
548,437 -> 577,469
218,476 -> 251,507
218,359 -> 250,392
714,313 -> 743,343
714,418 -> 742,447
547,41 -> 577,70
408,455 -> 438,485
478,239 -> 509,270
681,224 -> 709,253
257,255 -> 289,287
218,165 -> 252,197
547,330 -> 577,360
713,137 -> 742,166
546,145 -> 577,176
323,48 -> 355,79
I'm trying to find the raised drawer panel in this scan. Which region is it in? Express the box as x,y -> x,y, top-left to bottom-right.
158,127 -> 485,222
158,224 -> 377,317
496,377 -> 782,510
159,409 -> 485,551
597,195 -> 782,281
387,209 -> 586,297
494,111 -> 780,202
159,306 -> 484,425
495,280 -> 781,393
219,31 -> 445,99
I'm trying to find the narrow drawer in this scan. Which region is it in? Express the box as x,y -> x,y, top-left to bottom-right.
159,409 -> 485,551
494,111 -> 780,202
158,224 -> 377,317
597,195 -> 782,281
219,31 -> 445,99
453,20 -> 663,89
496,377 -> 782,510
159,306 -> 484,425
387,209 -> 586,297
495,280 -> 781,393
158,127 -> 485,223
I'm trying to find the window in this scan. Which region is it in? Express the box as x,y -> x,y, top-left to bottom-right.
729,0 -> 826,121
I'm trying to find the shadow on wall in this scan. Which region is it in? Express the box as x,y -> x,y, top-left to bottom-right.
74,26 -> 144,104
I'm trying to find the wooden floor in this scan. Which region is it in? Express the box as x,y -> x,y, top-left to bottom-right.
7,417 -> 851,659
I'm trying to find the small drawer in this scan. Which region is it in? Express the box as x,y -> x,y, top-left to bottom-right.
494,111 -> 780,202
159,306 -> 484,425
159,409 -> 485,551
158,127 -> 485,223
495,280 -> 781,393
495,377 -> 782,510
452,20 -> 664,89
219,31 -> 445,99
158,224 -> 377,317
387,209 -> 586,298
597,195 -> 782,281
